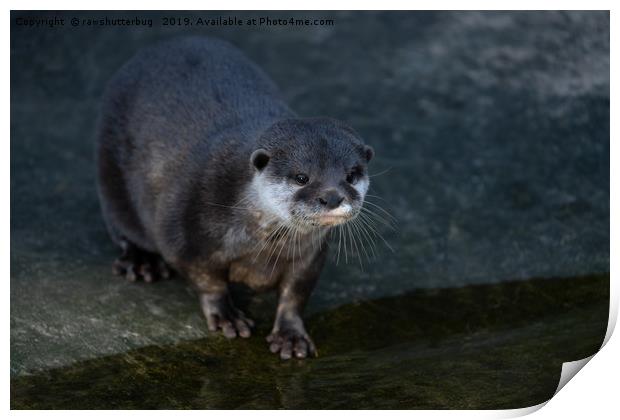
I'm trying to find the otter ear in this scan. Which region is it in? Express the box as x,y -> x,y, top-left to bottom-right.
250,149 -> 270,171
363,145 -> 374,163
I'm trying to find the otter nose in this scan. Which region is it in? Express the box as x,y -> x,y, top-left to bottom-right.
318,190 -> 345,209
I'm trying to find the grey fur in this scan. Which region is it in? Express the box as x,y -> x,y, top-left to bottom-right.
96,36 -> 373,359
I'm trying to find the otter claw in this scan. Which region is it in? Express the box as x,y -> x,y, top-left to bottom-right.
266,330 -> 317,360
201,295 -> 254,339
112,239 -> 172,283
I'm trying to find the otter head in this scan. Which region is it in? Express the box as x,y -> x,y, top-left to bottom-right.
249,118 -> 373,231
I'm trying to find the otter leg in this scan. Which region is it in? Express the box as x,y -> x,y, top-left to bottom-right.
266,310 -> 317,360
112,238 -> 172,283
192,268 -> 255,338
267,247 -> 327,360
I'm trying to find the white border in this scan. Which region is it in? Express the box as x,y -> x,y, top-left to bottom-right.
4,2 -> 616,419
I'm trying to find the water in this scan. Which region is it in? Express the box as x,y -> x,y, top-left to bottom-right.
11,275 -> 608,409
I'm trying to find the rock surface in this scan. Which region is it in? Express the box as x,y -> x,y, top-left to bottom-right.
11,275 -> 609,409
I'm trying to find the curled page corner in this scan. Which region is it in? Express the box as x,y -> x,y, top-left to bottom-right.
553,355 -> 595,397
494,356 -> 595,419
544,286 -> 618,406
602,294 -> 618,348
547,298 -> 615,402
494,401 -> 548,419
495,305 -> 615,419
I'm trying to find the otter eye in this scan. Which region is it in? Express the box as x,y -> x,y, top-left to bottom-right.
347,167 -> 363,184
295,174 -> 309,185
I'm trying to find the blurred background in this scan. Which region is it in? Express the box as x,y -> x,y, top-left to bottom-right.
10,10 -> 609,408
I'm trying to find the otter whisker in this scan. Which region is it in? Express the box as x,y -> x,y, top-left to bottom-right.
251,217 -> 284,257
368,167 -> 393,178
345,223 -> 354,266
292,225 -> 301,274
269,223 -> 295,279
351,217 -> 374,261
311,223 -> 317,254
346,221 -> 364,270
311,218 -> 319,254
265,223 -> 291,267
288,225 -> 294,272
354,216 -> 378,259
360,207 -> 396,230
286,223 -> 294,261
352,222 -> 365,268
358,212 -> 395,253
349,222 -> 363,269
252,219 -> 286,263
203,201 -> 255,210
251,229 -> 272,261
361,201 -> 397,224
364,193 -> 389,202
353,219 -> 371,265
297,227 -> 302,264
341,224 -> 349,264
338,225 -> 347,264
335,224 -> 343,265
232,194 -> 253,207
362,204 -> 397,225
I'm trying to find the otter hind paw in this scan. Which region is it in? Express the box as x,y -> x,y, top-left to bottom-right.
112,239 -> 171,283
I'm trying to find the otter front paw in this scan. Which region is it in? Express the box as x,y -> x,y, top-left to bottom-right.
266,329 -> 317,360
200,294 -> 255,339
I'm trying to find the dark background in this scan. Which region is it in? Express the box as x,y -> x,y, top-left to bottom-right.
10,10 -> 609,405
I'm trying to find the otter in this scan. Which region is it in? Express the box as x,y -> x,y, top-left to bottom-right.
96,36 -> 374,359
